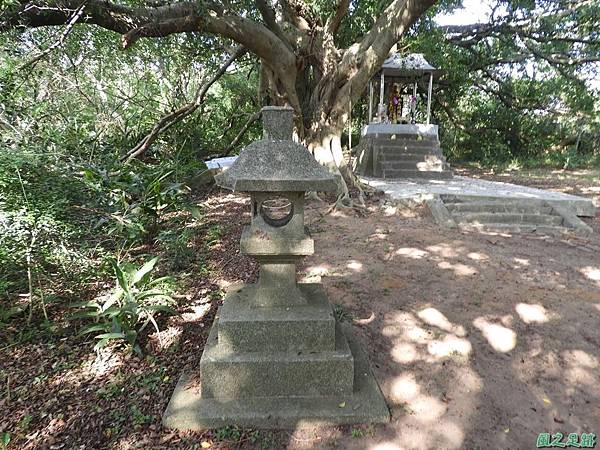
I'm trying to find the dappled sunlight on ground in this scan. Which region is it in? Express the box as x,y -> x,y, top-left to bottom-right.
146,324 -> 184,353
417,307 -> 466,336
467,251 -> 489,261
513,257 -> 530,267
473,317 -> 517,353
580,266 -> 600,284
562,350 -> 599,389
395,247 -> 428,259
297,191 -> 600,449
515,303 -> 550,324
346,260 -> 364,271
437,260 -> 478,276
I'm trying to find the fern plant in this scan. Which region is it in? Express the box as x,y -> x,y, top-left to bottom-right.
73,257 -> 175,355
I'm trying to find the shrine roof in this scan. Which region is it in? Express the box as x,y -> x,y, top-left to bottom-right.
376,53 -> 438,78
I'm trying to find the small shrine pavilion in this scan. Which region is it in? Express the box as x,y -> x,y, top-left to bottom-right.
367,53 -> 437,129
356,52 -> 453,179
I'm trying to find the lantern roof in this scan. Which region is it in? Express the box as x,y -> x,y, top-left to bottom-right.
214,106 -> 338,193
377,53 -> 438,78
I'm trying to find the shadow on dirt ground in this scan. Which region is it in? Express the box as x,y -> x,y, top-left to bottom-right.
2,171 -> 599,449
286,190 -> 599,449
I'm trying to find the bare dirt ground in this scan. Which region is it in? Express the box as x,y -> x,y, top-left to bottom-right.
294,185 -> 600,449
2,169 -> 599,449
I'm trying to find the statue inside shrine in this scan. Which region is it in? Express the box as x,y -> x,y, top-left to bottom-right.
409,94 -> 417,124
388,84 -> 402,124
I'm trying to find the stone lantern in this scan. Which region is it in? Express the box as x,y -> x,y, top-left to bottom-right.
163,106 -> 389,429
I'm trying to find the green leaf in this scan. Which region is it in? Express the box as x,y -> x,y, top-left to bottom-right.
147,276 -> 174,287
1,431 -> 10,448
70,300 -> 101,309
101,289 -> 123,313
112,260 -> 129,293
132,343 -> 143,356
79,324 -> 110,335
94,332 -> 126,340
188,205 -> 203,220
93,337 -> 111,352
69,310 -> 102,320
131,257 -> 158,285
148,313 -> 160,334
124,330 -> 138,345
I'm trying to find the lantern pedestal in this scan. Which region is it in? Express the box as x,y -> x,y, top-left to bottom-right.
163,320 -> 389,429
163,105 -> 389,430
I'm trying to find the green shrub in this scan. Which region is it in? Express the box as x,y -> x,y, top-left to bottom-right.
73,256 -> 176,355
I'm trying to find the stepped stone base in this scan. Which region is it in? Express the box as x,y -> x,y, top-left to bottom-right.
162,322 -> 390,430
355,131 -> 453,180
201,319 -> 354,399
426,194 -> 593,234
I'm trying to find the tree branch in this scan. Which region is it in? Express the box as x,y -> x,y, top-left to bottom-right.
3,0 -> 297,77
280,0 -> 312,31
336,0 -> 437,111
325,0 -> 349,35
18,2 -> 86,69
221,110 -> 262,156
122,45 -> 246,163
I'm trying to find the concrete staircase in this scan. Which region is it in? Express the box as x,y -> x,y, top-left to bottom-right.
439,195 -> 576,233
373,135 -> 453,180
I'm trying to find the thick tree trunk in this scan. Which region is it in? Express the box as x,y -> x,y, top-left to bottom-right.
306,122 -> 350,199
4,0 -> 439,200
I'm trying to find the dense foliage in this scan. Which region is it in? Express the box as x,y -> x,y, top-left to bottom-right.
419,0 -> 600,167
0,0 -> 598,340
0,28 -> 260,345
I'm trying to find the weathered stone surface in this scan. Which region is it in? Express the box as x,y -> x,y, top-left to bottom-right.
361,178 -> 596,218
218,283 -> 336,352
252,261 -> 307,307
548,202 -> 593,233
162,323 -> 390,430
200,319 -> 353,399
215,139 -> 338,192
436,195 -> 592,234
261,106 -> 294,140
240,226 -> 314,256
426,196 -> 457,229
214,107 -> 337,192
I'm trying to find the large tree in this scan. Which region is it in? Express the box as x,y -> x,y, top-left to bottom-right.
1,0 -> 438,201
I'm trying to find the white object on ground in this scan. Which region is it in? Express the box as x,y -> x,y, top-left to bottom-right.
205,156 -> 238,170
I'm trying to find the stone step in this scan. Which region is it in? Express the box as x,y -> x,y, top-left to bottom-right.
459,223 -> 569,234
382,161 -> 445,171
453,212 -> 564,226
373,139 -> 440,147
379,152 -> 444,162
218,284 -> 336,353
371,134 -> 438,142
382,169 -> 453,180
376,143 -> 441,152
440,194 -> 547,206
446,202 -> 554,215
378,148 -> 442,158
201,320 -> 354,399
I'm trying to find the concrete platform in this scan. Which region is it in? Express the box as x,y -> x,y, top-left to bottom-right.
162,323 -> 390,430
361,175 -> 595,217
